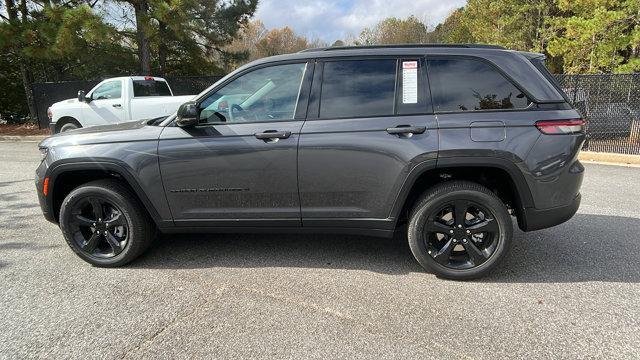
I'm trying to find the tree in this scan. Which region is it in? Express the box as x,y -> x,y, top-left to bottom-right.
114,0 -> 258,76
547,0 -> 640,73
357,16 -> 429,45
224,20 -> 327,69
0,0 -> 135,121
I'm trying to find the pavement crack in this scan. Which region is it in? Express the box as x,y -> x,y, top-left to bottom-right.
119,286 -> 228,359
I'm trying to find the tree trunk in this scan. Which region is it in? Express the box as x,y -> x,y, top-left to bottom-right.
158,21 -> 168,76
5,0 -> 38,124
133,0 -> 152,75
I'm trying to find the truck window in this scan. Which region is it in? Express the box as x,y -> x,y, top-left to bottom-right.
133,80 -> 172,97
92,80 -> 122,100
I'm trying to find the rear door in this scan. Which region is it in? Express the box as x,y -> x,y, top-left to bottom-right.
298,57 -> 438,230
158,61 -> 312,227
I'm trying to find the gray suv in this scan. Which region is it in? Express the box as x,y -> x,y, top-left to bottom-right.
36,45 -> 585,279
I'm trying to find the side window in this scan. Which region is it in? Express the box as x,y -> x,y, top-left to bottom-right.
92,81 -> 122,100
320,59 -> 396,118
428,58 -> 531,112
198,63 -> 307,124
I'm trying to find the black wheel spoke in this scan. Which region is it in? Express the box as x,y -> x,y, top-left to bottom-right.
426,220 -> 453,234
432,238 -> 455,265
89,198 -> 104,220
467,218 -> 498,234
107,213 -> 125,226
462,240 -> 487,265
82,233 -> 100,253
104,232 -> 123,255
76,215 -> 95,227
454,200 -> 468,226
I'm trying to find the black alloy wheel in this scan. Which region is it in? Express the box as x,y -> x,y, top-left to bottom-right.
424,200 -> 499,270
407,181 -> 513,280
68,197 -> 129,258
59,179 -> 154,267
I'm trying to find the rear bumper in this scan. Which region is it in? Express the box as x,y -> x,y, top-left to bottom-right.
520,193 -> 581,231
48,122 -> 56,134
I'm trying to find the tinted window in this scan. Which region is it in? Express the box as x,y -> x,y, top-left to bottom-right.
92,80 -> 122,100
198,63 -> 306,124
133,80 -> 172,97
320,60 -> 396,118
428,58 -> 531,112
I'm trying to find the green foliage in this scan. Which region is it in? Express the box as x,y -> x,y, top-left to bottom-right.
431,0 -> 639,74
547,0 -> 640,73
357,16 -> 429,45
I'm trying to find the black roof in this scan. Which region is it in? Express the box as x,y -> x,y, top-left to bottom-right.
299,44 -> 505,53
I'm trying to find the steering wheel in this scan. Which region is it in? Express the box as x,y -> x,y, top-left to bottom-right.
229,103 -> 257,122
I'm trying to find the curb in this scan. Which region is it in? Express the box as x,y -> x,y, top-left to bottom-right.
579,151 -> 640,166
0,135 -> 48,142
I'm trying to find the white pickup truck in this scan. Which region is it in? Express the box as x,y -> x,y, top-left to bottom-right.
47,76 -> 194,133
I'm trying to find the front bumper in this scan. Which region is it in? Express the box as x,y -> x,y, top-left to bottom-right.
520,193 -> 581,231
35,161 -> 56,224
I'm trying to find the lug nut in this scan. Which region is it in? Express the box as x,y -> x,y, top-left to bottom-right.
452,239 -> 457,243
458,225 -> 462,228
463,239 -> 468,243
450,230 -> 454,234
466,230 -> 470,234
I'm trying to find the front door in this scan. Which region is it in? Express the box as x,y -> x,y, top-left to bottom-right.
298,58 -> 439,230
85,79 -> 127,124
158,62 -> 312,227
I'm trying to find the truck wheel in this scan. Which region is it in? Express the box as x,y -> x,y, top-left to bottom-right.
59,121 -> 80,132
59,179 -> 155,267
407,181 -> 513,280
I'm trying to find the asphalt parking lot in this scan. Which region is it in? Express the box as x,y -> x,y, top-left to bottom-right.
1,140 -> 639,359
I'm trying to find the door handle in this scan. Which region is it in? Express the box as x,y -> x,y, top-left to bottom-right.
112,104 -> 122,108
386,125 -> 426,135
254,130 -> 291,141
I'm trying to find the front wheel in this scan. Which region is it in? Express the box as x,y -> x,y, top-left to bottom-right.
59,180 -> 154,267
407,181 -> 513,280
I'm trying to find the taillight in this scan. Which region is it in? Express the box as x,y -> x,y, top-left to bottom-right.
535,119 -> 585,135
47,107 -> 52,119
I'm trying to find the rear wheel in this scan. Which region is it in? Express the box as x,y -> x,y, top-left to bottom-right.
59,180 -> 154,267
407,181 -> 512,280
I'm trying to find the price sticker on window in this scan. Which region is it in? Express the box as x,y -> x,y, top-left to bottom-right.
402,61 -> 418,104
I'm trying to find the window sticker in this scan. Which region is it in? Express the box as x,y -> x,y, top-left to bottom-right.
402,61 -> 418,104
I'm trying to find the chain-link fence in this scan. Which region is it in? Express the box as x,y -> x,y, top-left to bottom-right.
555,74 -> 640,155
31,76 -> 223,129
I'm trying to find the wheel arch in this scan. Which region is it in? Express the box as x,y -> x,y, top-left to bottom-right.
46,160 -> 164,227
390,157 -> 534,230
55,116 -> 82,133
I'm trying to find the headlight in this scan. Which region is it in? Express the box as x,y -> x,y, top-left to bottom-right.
39,147 -> 49,162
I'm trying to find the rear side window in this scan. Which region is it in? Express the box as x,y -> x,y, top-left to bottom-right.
428,58 -> 531,112
320,59 -> 396,118
133,80 -> 172,97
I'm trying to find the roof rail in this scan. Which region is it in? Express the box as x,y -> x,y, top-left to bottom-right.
299,44 -> 505,53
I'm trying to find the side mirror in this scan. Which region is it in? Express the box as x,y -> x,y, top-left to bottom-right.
77,90 -> 90,103
176,101 -> 199,128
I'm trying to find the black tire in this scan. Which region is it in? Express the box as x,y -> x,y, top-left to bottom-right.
59,179 -> 154,267
59,120 -> 80,133
407,181 -> 512,280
